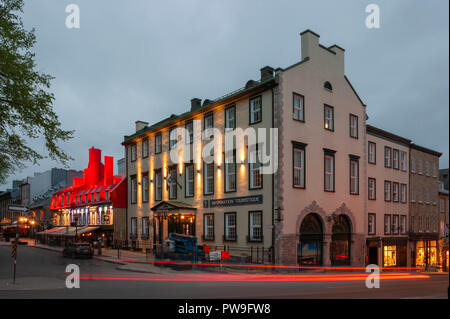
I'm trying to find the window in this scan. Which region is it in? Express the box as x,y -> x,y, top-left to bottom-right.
400,184 -> 407,203
66,194 -> 70,205
425,189 -> 430,204
96,192 -> 100,202
425,161 -> 430,176
418,188 -> 423,203
155,170 -> 162,201
384,215 -> 391,235
432,163 -> 437,177
155,134 -> 162,154
293,142 -> 306,188
324,81 -> 332,91
411,157 -> 416,173
225,106 -> 236,130
204,162 -> 214,195
368,142 -> 376,164
400,215 -> 407,234
418,159 -> 423,174
185,164 -> 194,197
368,213 -> 376,235
185,121 -> 193,144
293,93 -> 305,121
168,167 -> 177,199
224,152 -> 236,192
249,96 -> 262,124
349,114 -> 358,138
400,151 -> 407,171
384,147 -> 392,168
384,181 -> 392,201
203,113 -> 214,139
324,151 -> 335,191
384,246 -> 397,267
411,186 -> 415,202
392,149 -> 399,169
142,138 -> 149,158
392,215 -> 399,234
203,214 -> 214,241
169,127 -> 177,149
324,105 -> 334,131
142,173 -> 149,203
105,190 -> 109,201
131,176 -> 137,204
131,217 -> 137,237
142,217 -> 149,239
224,213 -> 237,241
85,194 -> 88,203
440,199 -> 445,213
368,178 -> 376,200
249,145 -> 262,189
130,143 -> 137,162
249,211 -> 262,242
349,156 -> 359,194
392,182 -> 399,202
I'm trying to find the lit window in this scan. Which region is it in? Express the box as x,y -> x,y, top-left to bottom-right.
384,245 -> 397,267
249,96 -> 262,124
293,93 -> 304,121
324,105 -> 334,130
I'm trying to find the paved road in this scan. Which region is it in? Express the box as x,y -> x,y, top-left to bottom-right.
0,245 -> 447,299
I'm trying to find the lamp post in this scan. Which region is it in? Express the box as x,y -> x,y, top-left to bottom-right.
159,211 -> 168,260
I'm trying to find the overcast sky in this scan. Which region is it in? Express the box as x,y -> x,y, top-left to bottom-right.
1,0 -> 449,189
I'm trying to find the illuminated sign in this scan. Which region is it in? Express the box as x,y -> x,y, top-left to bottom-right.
209,195 -> 263,208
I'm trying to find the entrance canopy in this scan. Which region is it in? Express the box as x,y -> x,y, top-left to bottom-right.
151,201 -> 197,217
38,226 -> 99,237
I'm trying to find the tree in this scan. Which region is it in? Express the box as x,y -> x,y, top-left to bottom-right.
0,0 -> 74,183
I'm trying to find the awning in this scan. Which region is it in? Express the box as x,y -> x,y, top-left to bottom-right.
47,226 -> 100,237
151,201 -> 197,213
36,227 -> 66,235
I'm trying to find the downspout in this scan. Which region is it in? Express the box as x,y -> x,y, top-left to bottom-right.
271,86 -> 275,264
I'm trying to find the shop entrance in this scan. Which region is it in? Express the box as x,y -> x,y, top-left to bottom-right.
368,246 -> 378,265
331,214 -> 352,266
298,213 -> 323,266
168,213 -> 195,236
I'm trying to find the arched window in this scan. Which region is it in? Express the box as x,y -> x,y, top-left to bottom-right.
298,213 -> 324,266
331,214 -> 352,265
324,81 -> 332,91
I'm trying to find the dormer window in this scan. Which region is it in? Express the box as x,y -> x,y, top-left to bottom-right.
324,81 -> 332,91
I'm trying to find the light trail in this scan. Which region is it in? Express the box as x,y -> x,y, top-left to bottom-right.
80,272 -> 430,282
93,257 -> 425,271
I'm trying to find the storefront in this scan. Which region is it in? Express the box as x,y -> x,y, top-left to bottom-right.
409,233 -> 440,268
366,238 -> 380,266
382,237 -> 407,267
298,213 -> 323,266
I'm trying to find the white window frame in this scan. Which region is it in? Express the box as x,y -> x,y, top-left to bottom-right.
250,96 -> 262,124
225,153 -> 236,192
384,214 -> 391,235
368,142 -> 376,164
293,93 -> 304,121
185,165 -> 194,197
204,162 -> 214,195
400,151 -> 407,171
384,181 -> 391,201
249,211 -> 262,242
368,178 -> 376,200
225,106 -> 236,131
400,184 -> 407,203
324,105 -> 334,130
293,148 -> 305,188
224,213 -> 236,241
324,154 -> 334,191
350,159 -> 359,194
368,214 -> 376,235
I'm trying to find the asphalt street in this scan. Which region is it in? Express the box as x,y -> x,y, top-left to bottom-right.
0,245 -> 448,299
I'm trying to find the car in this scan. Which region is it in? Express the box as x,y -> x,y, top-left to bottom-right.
63,242 -> 94,258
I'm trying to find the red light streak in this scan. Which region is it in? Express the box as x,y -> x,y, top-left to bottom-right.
93,257 -> 425,271
79,272 -> 430,282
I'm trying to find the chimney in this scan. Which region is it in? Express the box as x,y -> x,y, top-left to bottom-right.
328,44 -> 345,74
88,147 -> 101,186
135,121 -> 148,132
260,66 -> 274,81
190,98 -> 202,111
104,156 -> 113,186
300,29 -> 320,60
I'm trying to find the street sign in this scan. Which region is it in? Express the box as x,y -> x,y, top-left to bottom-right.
209,251 -> 221,261
11,243 -> 17,259
8,204 -> 28,213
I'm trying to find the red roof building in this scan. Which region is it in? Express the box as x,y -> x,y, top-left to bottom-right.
48,148 -> 126,243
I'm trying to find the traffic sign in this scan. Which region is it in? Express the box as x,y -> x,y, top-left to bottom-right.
11,243 -> 17,259
8,204 -> 28,213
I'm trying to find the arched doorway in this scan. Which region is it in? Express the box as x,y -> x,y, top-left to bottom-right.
298,213 -> 323,266
331,214 -> 352,265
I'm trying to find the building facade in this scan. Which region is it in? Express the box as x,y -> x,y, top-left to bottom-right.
48,148 -> 127,245
365,125 -> 411,267
438,178 -> 449,271
409,144 -> 441,268
122,30 -> 444,267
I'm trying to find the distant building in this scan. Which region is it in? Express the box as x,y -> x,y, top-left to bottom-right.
439,168 -> 449,191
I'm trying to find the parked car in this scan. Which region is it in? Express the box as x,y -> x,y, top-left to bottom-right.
63,242 -> 93,258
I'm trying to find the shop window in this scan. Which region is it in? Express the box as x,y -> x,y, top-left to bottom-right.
384,245 -> 397,267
